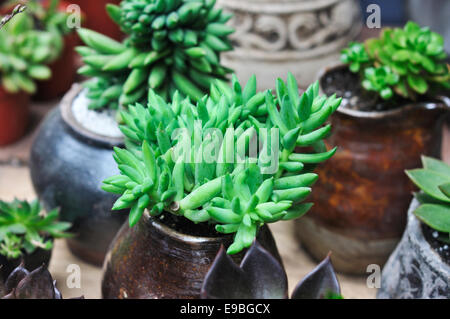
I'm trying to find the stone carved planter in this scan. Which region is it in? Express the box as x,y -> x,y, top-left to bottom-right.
217,0 -> 362,90
378,199 -> 450,299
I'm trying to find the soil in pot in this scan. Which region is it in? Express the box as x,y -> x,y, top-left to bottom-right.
0,87 -> 30,146
102,210 -> 282,299
294,64 -> 448,275
421,224 -> 450,264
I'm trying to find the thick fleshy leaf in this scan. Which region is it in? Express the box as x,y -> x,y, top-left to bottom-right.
406,169 -> 450,203
291,254 -> 341,299
422,156 -> 450,176
414,204 -> 450,233
201,242 -> 288,299
4,262 -> 29,294
14,266 -> 55,299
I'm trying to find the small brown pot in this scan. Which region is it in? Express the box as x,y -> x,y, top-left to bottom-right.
0,86 -> 30,146
71,0 -> 122,41
294,64 -> 449,274
102,211 -> 282,299
34,32 -> 78,101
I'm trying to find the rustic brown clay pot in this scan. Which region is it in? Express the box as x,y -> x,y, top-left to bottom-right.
34,32 -> 78,101
294,64 -> 449,275
0,86 -> 30,146
102,211 -> 282,299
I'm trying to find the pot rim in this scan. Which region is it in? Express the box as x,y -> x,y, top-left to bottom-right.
317,63 -> 450,120
407,199 -> 450,270
143,209 -> 230,244
60,83 -> 124,148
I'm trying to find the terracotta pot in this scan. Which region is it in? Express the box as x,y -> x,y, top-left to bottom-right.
30,84 -> 126,266
0,87 -> 30,146
71,0 -> 122,41
217,0 -> 362,90
0,246 -> 52,280
34,32 -> 78,101
294,64 -> 449,274
102,211 -> 282,299
378,199 -> 450,298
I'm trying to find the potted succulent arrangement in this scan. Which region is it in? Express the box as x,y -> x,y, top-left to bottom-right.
0,198 -> 71,279
295,21 -> 450,274
378,156 -> 449,299
101,74 -> 342,299
202,242 -> 342,299
30,0 -> 235,266
1,263 -> 83,299
0,6 -> 57,145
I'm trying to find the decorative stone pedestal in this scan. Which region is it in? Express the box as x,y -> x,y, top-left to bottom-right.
217,0 -> 362,90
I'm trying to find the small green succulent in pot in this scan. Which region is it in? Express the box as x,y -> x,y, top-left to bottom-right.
77,0 -> 234,111
102,73 -> 341,254
341,21 -> 450,101
0,5 -> 62,94
0,199 -> 71,260
406,156 -> 450,244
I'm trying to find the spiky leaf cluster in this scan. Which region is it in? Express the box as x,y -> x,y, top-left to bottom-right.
77,0 -> 234,110
0,199 -> 71,260
341,21 -> 450,100
406,156 -> 450,244
0,10 -> 58,94
0,264 -> 83,299
102,74 -> 341,254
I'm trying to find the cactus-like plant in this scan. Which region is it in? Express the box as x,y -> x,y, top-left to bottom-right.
0,5 -> 64,94
77,0 -> 234,110
341,21 -> 450,101
201,242 -> 342,299
0,199 -> 71,260
406,156 -> 450,244
102,74 -> 341,254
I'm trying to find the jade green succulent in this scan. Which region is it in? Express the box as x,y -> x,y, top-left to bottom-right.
341,21 -> 450,101
0,199 -> 71,260
77,0 -> 234,110
406,156 -> 450,244
0,3 -> 64,94
102,74 -> 341,254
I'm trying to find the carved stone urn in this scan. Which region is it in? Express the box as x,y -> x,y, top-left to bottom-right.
217,0 -> 362,90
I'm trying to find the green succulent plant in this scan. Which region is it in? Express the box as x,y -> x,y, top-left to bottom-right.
406,156 -> 450,244
77,0 -> 234,110
0,199 -> 71,260
341,21 -> 450,101
102,74 -> 341,254
0,10 -> 55,94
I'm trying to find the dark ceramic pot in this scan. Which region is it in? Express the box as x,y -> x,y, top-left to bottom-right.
294,64 -> 449,274
0,86 -> 30,146
378,199 -> 450,299
0,246 -> 52,280
30,84 -> 126,266
102,211 -> 282,299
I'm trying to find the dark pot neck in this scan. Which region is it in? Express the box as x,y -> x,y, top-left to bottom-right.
60,84 -> 124,149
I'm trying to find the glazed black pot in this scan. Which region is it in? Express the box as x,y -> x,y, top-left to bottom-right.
102,211 -> 282,299
378,199 -> 450,298
0,247 -> 52,280
30,84 -> 126,266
